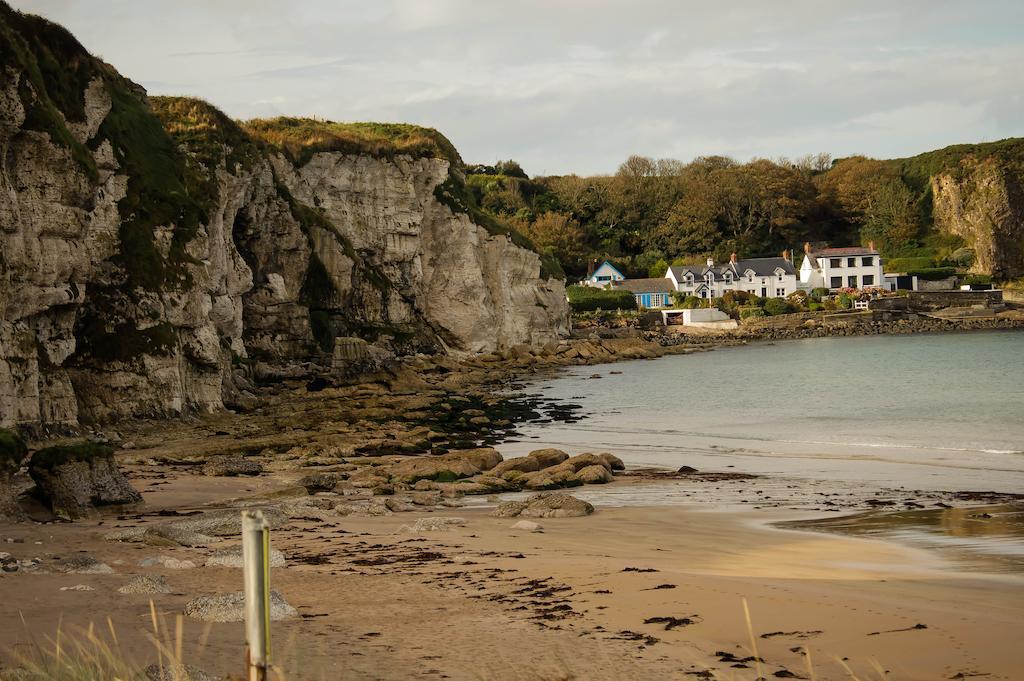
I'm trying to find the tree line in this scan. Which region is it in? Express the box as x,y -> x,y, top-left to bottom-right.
467,152 -> 949,279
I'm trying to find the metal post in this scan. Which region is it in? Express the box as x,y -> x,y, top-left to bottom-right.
242,510 -> 271,681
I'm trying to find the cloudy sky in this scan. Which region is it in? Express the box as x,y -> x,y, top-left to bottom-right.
15,0 -> 1024,175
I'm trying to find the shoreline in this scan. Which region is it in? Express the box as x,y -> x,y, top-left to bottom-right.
2,325 -> 1024,679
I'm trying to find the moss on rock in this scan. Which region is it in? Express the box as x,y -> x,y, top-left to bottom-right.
30,442 -> 114,471
0,428 -> 28,474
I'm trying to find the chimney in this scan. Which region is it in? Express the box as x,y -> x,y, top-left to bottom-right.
868,240 -> 876,252
782,249 -> 790,262
706,256 -> 714,268
804,242 -> 812,255
730,252 -> 737,264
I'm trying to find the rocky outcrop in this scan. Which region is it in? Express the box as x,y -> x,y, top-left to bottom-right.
0,6 -> 568,433
27,442 -> 142,519
931,157 -> 1024,279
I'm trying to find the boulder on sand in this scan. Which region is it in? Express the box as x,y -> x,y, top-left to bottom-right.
489,456 -> 541,477
184,591 -> 297,622
297,472 -> 338,493
527,448 -> 569,469
201,456 -> 262,477
596,453 -> 625,471
387,448 -> 503,484
562,453 -> 611,473
204,545 -> 286,568
119,574 -> 172,595
492,493 -> 594,519
576,464 -> 614,484
28,443 -> 142,519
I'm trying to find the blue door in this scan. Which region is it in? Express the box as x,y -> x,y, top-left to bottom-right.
640,293 -> 651,307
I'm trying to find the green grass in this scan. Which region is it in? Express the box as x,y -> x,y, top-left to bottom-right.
0,3 -> 99,180
244,117 -> 462,167
884,256 -> 936,273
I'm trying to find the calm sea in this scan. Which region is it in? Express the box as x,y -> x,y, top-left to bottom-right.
501,331 -> 1024,493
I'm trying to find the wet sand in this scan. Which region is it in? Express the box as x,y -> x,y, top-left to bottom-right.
1,469 -> 1022,681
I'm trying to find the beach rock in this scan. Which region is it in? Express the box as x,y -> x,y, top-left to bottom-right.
118,574 -> 172,595
139,555 -> 197,570
204,546 -> 286,568
492,500 -> 529,518
527,448 -> 569,469
184,591 -> 297,622
201,456 -> 262,477
464,475 -> 516,492
409,491 -> 443,506
511,520 -> 543,532
59,584 -> 95,591
677,466 -> 699,474
576,464 -> 614,484
384,497 -> 415,513
53,554 -> 114,574
563,453 -> 612,473
387,452 -> 485,484
596,453 -> 625,471
28,443 -> 142,519
297,472 -> 339,493
489,456 -> 541,477
401,517 -> 466,533
518,493 -> 594,519
334,499 -> 391,516
447,448 -> 503,471
143,526 -> 217,548
105,527 -> 147,542
0,429 -> 28,519
144,663 -> 220,681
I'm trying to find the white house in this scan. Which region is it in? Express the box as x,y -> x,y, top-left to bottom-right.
612,277 -> 675,308
666,253 -> 797,299
582,260 -> 625,288
799,242 -> 885,290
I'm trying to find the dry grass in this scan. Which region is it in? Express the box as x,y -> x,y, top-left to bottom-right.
242,117 -> 460,166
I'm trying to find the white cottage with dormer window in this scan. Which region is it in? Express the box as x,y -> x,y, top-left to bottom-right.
799,242 -> 885,290
582,260 -> 626,288
666,253 -> 797,299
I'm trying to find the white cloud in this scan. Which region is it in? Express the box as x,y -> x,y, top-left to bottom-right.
11,0 -> 1024,174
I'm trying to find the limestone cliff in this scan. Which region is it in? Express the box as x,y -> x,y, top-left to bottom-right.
0,5 -> 567,433
930,157 -> 1024,279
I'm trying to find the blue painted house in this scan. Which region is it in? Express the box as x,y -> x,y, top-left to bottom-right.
613,278 -> 675,308
583,260 -> 626,287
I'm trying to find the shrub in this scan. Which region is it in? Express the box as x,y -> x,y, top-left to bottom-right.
808,301 -> 824,312
763,298 -> 792,316
907,267 -> 957,280
837,293 -> 853,309
566,285 -> 636,312
963,273 -> 993,285
676,295 -> 703,309
810,287 -> 831,301
884,256 -> 935,273
739,306 -> 765,319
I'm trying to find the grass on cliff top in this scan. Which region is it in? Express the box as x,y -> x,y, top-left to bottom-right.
896,136 -> 1024,192
151,96 -> 264,175
244,117 -> 462,167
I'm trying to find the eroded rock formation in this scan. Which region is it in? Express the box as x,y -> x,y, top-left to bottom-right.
0,5 -> 568,433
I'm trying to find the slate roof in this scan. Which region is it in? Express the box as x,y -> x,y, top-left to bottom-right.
612,278 -> 676,294
668,257 -> 794,284
804,247 -> 879,268
813,247 -> 878,256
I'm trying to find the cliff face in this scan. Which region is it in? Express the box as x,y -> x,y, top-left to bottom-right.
930,158 -> 1024,279
0,6 -> 567,433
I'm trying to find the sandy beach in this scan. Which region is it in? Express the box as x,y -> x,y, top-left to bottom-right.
2,460 -> 1022,681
